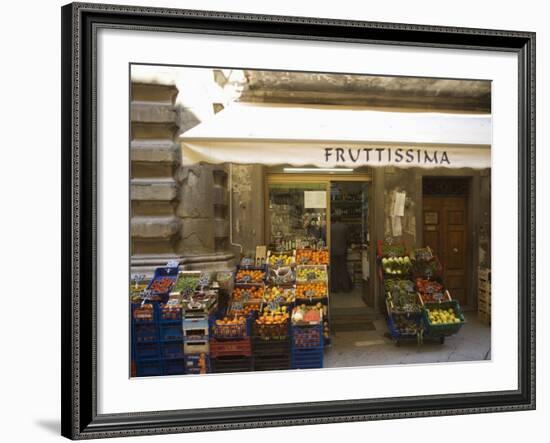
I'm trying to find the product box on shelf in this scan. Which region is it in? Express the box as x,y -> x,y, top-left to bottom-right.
146,266 -> 179,301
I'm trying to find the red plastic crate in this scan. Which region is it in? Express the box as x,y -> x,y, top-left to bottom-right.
210,338 -> 252,358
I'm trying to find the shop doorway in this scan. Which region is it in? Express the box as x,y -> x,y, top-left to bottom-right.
422,177 -> 470,306
265,173 -> 373,332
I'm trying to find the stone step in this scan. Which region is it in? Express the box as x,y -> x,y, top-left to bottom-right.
130,140 -> 179,163
131,83 -> 177,104
131,122 -> 178,140
131,102 -> 177,124
131,215 -> 181,239
131,161 -> 176,179
131,177 -> 177,202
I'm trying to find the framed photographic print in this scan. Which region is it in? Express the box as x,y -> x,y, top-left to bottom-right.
61,2 -> 536,439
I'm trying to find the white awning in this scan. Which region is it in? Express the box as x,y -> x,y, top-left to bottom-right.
179,103 -> 491,169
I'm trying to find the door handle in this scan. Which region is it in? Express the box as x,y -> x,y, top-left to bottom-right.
453,248 -> 458,253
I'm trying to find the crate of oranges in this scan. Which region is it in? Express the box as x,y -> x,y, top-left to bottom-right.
253,306 -> 290,341
296,248 -> 329,265
296,282 -> 328,300
235,266 -> 266,284
231,285 -> 265,303
211,314 -> 250,340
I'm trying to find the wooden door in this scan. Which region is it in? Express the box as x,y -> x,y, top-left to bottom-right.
423,196 -> 468,305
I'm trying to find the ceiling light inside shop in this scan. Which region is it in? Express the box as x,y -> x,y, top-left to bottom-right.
283,167 -> 354,173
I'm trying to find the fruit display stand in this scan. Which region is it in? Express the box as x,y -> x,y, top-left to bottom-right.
420,293 -> 466,344
290,306 -> 324,369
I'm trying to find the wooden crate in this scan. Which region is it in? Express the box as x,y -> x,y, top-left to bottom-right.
478,267 -> 491,283
478,310 -> 491,325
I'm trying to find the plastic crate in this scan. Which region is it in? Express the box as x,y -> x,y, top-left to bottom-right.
253,354 -> 291,371
160,304 -> 182,322
162,358 -> 185,376
131,302 -> 159,324
133,323 -> 159,343
422,300 -> 466,337
253,337 -> 290,359
210,314 -> 252,340
291,347 -> 323,369
183,317 -> 209,341
135,342 -> 161,361
161,341 -> 184,360
147,266 -> 179,297
234,266 -> 266,284
210,338 -> 252,358
385,309 -> 423,345
159,322 -> 183,342
135,360 -> 163,377
296,265 -> 328,283
211,355 -> 253,373
252,318 -> 290,341
291,324 -> 324,349
184,340 -> 209,355
184,354 -> 210,374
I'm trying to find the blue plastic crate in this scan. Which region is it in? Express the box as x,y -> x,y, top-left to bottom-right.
135,360 -> 163,377
291,347 -> 323,369
133,323 -> 159,343
131,302 -> 160,324
146,266 -> 179,299
184,354 -> 211,374
291,324 -> 324,349
159,322 -> 183,342
163,358 -> 186,376
183,317 -> 210,341
161,341 -> 184,360
135,342 -> 161,361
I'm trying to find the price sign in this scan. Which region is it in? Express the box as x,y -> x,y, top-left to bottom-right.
242,291 -> 251,302
232,301 -> 244,312
241,274 -> 252,283
267,301 -> 279,311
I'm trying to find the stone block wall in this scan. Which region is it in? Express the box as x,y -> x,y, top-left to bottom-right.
130,83 -> 181,262
130,81 -> 235,276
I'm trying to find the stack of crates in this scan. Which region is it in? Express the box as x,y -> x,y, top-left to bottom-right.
159,303 -> 185,375
132,302 -> 163,377
252,317 -> 291,371
291,323 -> 324,369
478,267 -> 491,324
210,314 -> 253,373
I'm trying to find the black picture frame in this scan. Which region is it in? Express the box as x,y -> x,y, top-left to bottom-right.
61,2 -> 536,439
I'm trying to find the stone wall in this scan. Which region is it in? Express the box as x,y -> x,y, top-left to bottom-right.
229,164 -> 265,258
130,82 -> 235,276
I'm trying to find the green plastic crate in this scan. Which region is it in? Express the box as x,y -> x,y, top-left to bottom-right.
422,300 -> 466,337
